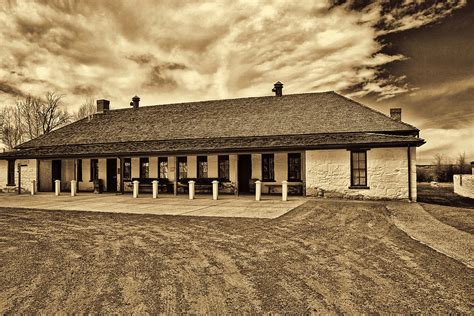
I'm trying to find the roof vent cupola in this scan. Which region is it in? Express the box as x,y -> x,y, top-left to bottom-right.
130,95 -> 140,109
272,81 -> 283,97
390,108 -> 402,121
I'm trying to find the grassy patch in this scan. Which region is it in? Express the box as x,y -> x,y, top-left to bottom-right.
417,183 -> 474,209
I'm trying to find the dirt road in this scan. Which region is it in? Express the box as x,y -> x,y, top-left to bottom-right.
0,200 -> 472,313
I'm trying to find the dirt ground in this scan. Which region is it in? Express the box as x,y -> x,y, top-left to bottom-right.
0,200 -> 472,314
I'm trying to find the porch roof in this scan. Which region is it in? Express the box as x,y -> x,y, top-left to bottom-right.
0,132 -> 424,159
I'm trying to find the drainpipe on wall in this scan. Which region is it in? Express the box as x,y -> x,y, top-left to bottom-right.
407,145 -> 412,202
17,162 -> 21,195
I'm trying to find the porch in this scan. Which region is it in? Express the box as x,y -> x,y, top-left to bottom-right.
0,192 -> 306,219
35,152 -> 305,196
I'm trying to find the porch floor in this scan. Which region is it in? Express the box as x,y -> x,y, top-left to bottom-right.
0,192 -> 306,219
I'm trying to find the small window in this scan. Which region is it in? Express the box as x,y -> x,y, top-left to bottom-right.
140,157 -> 149,178
218,155 -> 230,181
177,157 -> 187,180
262,154 -> 275,181
351,150 -> 367,187
77,159 -> 83,181
7,160 -> 15,186
123,158 -> 131,180
159,157 -> 168,179
197,156 -> 208,178
90,159 -> 99,181
288,153 -> 301,181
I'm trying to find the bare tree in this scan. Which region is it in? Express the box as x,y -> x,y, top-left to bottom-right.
74,97 -> 96,121
456,152 -> 467,174
40,92 -> 71,134
0,105 -> 26,150
0,92 -> 71,150
17,95 -> 43,140
433,153 -> 445,182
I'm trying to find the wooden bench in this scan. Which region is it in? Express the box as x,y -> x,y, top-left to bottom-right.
131,178 -> 172,193
176,178 -> 223,194
262,181 -> 303,194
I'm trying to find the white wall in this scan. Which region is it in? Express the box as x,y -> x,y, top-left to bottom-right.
79,158 -> 93,191
208,155 -> 218,178
274,152 -> 287,183
453,174 -> 474,198
251,154 -> 261,179
305,147 -> 416,200
229,154 -> 237,185
149,157 -> 158,178
39,160 -> 52,191
188,155 -> 197,178
0,159 -> 37,193
131,157 -> 140,178
168,156 -> 176,181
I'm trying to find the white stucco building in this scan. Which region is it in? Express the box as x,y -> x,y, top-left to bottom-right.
0,82 -> 424,200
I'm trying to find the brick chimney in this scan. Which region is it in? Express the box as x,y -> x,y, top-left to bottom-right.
390,108 -> 402,121
130,96 -> 140,109
272,81 -> 283,97
96,99 -> 110,113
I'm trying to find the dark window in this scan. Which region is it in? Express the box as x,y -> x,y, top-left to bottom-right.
77,159 -> 83,181
123,158 -> 131,180
140,157 -> 149,178
197,156 -> 208,178
7,160 -> 15,185
90,159 -> 99,181
262,154 -> 275,181
159,157 -> 168,179
178,157 -> 187,179
288,153 -> 301,181
351,150 -> 367,187
218,155 -> 230,181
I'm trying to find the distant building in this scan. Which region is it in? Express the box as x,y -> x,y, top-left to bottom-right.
0,82 -> 424,200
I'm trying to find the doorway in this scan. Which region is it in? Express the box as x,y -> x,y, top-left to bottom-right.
51,160 -> 61,192
238,154 -> 252,193
106,158 -> 117,192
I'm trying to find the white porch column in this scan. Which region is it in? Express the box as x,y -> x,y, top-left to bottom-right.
133,180 -> 139,198
255,180 -> 261,201
55,180 -> 61,196
31,180 -> 36,196
212,180 -> 219,200
189,180 -> 195,200
282,180 -> 288,201
152,180 -> 159,199
70,180 -> 77,196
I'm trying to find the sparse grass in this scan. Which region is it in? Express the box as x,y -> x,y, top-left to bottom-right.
0,200 -> 472,314
417,182 -> 474,208
416,182 -> 474,234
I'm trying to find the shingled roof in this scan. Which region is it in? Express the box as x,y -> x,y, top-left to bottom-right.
3,91 -> 423,158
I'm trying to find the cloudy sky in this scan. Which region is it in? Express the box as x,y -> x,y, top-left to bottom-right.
0,0 -> 472,163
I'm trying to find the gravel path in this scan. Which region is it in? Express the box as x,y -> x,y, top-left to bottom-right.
386,202 -> 474,268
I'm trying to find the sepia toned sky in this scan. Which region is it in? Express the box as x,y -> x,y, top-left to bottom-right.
0,0 -> 472,163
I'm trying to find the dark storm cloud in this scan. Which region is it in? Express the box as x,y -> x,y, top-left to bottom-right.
72,84 -> 98,96
0,81 -> 26,98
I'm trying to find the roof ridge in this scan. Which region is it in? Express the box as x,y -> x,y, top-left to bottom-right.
106,91 -> 336,112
